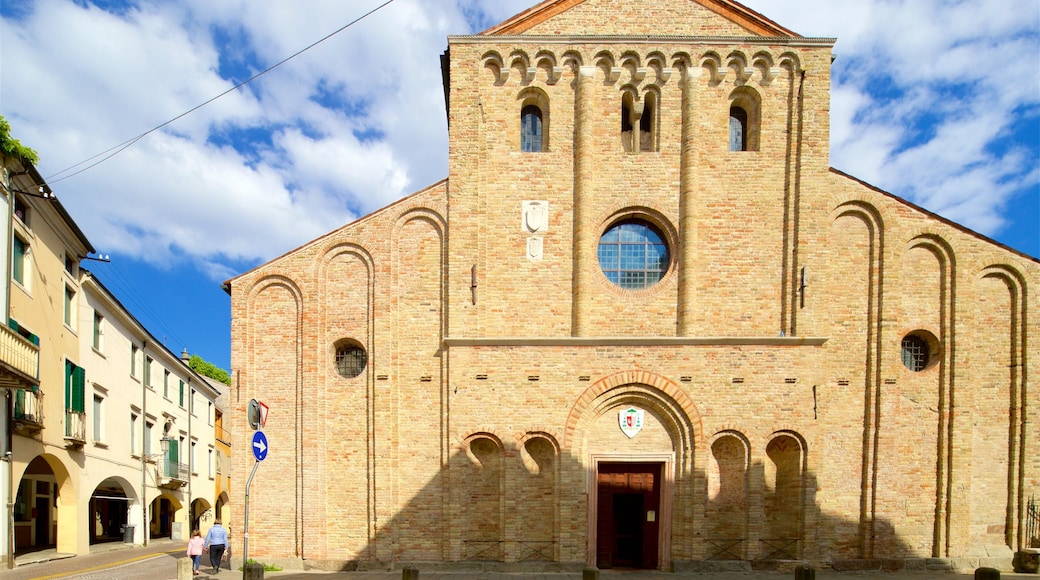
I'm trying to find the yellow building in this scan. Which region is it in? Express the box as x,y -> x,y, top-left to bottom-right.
227,0 -> 1039,573
1,152 -> 226,562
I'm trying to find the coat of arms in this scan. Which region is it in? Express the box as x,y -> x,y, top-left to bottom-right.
618,407 -> 644,438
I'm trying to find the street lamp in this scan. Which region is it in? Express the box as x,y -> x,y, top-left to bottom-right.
141,436 -> 173,546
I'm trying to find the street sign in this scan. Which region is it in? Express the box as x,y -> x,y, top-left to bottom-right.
248,399 -> 270,430
247,399 -> 260,430
258,400 -> 269,428
251,430 -> 269,461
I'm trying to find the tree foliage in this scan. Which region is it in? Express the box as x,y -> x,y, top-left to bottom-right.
189,354 -> 231,385
0,116 -> 40,165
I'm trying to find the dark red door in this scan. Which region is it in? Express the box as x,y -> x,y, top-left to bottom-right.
596,463 -> 661,569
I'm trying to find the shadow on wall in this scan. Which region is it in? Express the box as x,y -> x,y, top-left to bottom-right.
247,434 -> 938,573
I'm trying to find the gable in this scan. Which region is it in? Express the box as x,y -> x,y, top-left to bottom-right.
483,0 -> 798,37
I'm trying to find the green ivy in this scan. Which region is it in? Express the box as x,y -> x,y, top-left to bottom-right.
188,354 -> 231,385
0,116 -> 40,166
240,559 -> 282,572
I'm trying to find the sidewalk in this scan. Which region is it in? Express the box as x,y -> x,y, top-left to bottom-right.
1,542 -> 1035,580
11,537 -> 178,567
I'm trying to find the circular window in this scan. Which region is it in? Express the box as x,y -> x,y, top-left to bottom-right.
900,332 -> 933,372
334,341 -> 367,378
597,219 -> 669,289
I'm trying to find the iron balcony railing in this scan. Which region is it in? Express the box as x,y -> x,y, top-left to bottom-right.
0,324 -> 39,387
160,459 -> 190,484
13,388 -> 44,426
65,410 -> 86,443
215,424 -> 232,446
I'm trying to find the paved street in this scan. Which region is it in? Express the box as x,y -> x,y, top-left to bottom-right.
0,542 -> 1034,580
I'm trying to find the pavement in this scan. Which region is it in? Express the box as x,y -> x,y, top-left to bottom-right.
0,541 -> 1035,580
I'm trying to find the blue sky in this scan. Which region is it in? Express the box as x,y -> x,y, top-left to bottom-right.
1,0 -> 1038,372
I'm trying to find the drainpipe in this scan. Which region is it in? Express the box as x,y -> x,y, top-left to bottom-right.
6,390 -> 13,569
141,341 -> 148,547
186,377 -> 191,534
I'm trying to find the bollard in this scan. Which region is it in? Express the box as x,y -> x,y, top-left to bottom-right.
176,558 -> 192,580
795,564 -> 816,580
582,567 -> 600,580
402,566 -> 419,580
974,566 -> 999,580
243,561 -> 265,580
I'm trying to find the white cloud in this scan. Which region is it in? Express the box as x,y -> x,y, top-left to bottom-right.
1,0 -> 1036,282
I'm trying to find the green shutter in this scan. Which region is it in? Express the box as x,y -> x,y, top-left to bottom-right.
179,380 -> 184,406
167,438 -> 180,477
65,361 -> 85,413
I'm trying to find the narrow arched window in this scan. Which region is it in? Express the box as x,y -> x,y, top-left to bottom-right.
640,92 -> 657,152
729,106 -> 748,151
621,93 -> 635,153
520,105 -> 543,152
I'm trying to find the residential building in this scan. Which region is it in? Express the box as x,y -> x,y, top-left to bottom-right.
3,154 -> 94,559
79,272 -> 224,548
201,374 -> 231,527
0,149 -> 226,561
0,149 -> 44,566
227,0 -> 1038,572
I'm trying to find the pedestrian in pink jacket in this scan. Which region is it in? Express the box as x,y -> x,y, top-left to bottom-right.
186,529 -> 205,576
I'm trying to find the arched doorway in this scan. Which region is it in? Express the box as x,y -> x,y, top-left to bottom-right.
565,371 -> 702,571
215,491 -> 230,527
89,477 -> 135,545
190,497 -> 212,534
149,496 -> 176,539
14,455 -> 76,555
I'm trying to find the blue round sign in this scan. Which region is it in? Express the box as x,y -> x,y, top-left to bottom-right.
251,430 -> 269,461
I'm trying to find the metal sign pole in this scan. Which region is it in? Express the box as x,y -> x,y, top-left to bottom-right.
242,459 -> 259,575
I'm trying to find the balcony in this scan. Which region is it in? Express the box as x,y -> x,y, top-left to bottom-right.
158,458 -> 190,488
0,325 -> 39,390
215,424 -> 232,446
64,410 -> 86,447
12,389 -> 44,435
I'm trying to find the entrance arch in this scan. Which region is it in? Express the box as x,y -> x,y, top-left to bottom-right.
565,371 -> 703,571
90,476 -> 136,545
148,493 -> 183,541
190,497 -> 213,534
14,454 -> 77,555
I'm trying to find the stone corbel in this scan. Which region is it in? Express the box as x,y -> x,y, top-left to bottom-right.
546,66 -> 564,85
759,67 -> 781,86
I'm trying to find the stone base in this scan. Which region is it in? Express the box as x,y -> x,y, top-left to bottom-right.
1013,548 -> 1039,573
673,559 -> 752,573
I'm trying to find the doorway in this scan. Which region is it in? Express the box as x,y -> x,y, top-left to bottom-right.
595,462 -> 661,569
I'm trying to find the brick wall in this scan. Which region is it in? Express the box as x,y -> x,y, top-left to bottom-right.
227,0 -> 1038,571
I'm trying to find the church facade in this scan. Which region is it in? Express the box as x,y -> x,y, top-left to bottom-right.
225,0 -> 1038,572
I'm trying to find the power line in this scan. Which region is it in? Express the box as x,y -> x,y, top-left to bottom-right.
46,0 -> 398,184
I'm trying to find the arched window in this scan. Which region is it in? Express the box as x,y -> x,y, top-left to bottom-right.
520,105 -> 543,152
728,86 -> 760,152
729,106 -> 748,151
620,91 -> 658,153
598,219 -> 669,289
640,91 -> 657,152
621,93 -> 635,152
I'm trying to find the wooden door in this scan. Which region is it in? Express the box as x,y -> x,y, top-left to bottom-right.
596,463 -> 661,569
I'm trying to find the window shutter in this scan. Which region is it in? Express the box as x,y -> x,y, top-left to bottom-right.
65,362 -> 86,413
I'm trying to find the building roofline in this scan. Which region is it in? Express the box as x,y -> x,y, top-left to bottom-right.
82,268 -> 221,397
830,167 -> 1040,265
448,34 -> 835,47
480,0 -> 800,37
222,178 -> 449,293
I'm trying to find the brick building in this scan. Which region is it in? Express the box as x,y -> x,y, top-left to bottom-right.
225,0 -> 1039,572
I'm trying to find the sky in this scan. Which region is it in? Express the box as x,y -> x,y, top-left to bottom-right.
1,0 -> 1038,372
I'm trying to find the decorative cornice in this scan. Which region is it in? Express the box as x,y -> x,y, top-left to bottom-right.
443,336 -> 828,347
449,35 -> 836,48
